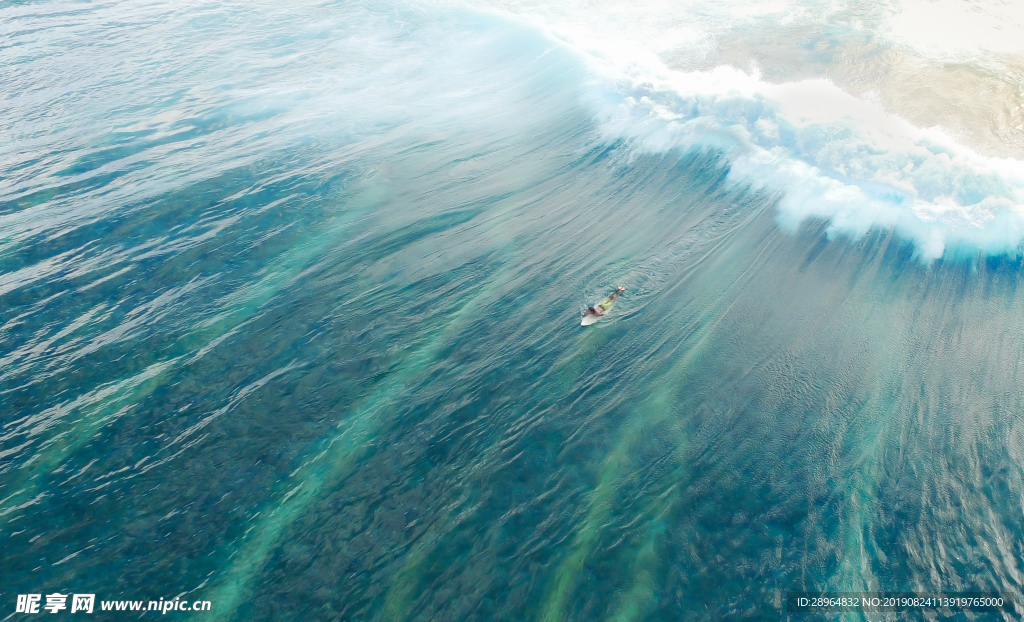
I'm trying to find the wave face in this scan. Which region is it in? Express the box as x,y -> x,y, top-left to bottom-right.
472,0 -> 1024,259
589,67 -> 1024,259
3,1 -> 1024,621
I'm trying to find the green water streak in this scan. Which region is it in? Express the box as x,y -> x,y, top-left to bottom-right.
608,514 -> 666,622
0,192 -> 371,527
538,316 -> 717,622
378,303 -> 621,621
205,262 -> 517,621
605,428 -> 692,622
539,224 -> 772,622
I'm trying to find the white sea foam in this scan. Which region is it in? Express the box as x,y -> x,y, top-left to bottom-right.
477,1 -> 1024,259
576,57 -> 1024,258
887,0 -> 1024,60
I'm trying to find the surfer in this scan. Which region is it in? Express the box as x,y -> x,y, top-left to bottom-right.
585,286 -> 625,318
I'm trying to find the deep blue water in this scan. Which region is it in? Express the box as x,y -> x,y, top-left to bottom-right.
4,1 -> 1024,620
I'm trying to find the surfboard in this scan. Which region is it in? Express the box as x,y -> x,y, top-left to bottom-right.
581,296 -> 616,326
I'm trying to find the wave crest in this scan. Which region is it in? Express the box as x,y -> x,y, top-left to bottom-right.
584,59 -> 1024,259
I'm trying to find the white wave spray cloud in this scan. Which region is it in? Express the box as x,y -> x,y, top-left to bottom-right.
589,61 -> 1024,259
471,0 -> 1024,260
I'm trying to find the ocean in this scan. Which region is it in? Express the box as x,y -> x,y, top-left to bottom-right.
3,0 -> 1024,620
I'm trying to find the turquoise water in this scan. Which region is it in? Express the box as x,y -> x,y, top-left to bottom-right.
4,0 -> 1024,620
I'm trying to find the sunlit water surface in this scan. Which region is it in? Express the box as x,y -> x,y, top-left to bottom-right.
4,0 -> 1024,620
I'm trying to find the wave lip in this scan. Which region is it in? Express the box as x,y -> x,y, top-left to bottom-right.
577,48 -> 1024,260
